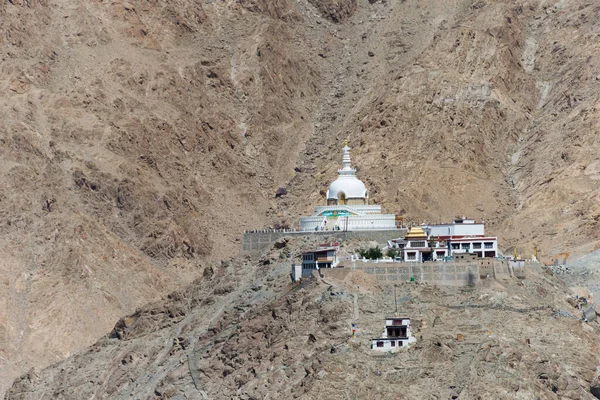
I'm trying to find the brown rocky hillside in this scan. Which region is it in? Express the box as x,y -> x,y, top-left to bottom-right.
1,0 -> 600,395
6,238 -> 600,399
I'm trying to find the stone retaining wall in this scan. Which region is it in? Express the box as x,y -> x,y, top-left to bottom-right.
242,229 -> 407,254
341,260 -> 531,286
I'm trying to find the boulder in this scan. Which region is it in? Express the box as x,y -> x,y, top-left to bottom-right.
590,377 -> 600,399
275,187 -> 287,198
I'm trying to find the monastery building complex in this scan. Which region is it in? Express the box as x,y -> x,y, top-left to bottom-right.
298,143 -> 499,261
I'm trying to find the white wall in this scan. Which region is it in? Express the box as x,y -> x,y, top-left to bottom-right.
453,224 -> 485,236
346,215 -> 397,230
291,264 -> 302,282
425,223 -> 485,237
450,239 -> 497,257
371,338 -> 410,352
299,214 -> 396,231
404,250 -> 421,262
313,204 -> 383,216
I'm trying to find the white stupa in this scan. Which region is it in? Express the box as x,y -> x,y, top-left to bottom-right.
326,143 -> 368,205
299,142 -> 397,231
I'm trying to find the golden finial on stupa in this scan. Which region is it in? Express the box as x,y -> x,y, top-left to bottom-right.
344,139 -> 348,147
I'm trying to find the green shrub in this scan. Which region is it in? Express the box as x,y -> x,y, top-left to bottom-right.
387,248 -> 400,259
358,246 -> 383,260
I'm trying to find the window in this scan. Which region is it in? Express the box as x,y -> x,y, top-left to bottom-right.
473,243 -> 482,249
451,243 -> 460,249
377,341 -> 384,348
407,252 -> 416,260
461,243 -> 470,249
484,242 -> 494,249
411,241 -> 426,248
391,341 -> 396,347
398,341 -> 403,347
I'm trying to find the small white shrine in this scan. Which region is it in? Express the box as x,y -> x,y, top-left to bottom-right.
371,317 -> 416,352
299,143 -> 397,231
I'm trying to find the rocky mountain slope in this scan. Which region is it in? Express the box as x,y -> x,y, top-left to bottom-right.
7,238 -> 600,399
0,0 -> 321,391
1,0 -> 600,394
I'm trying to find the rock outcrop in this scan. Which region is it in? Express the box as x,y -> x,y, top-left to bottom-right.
308,0 -> 357,23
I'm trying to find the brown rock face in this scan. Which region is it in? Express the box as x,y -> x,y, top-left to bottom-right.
0,0 -> 318,393
2,0 -> 600,395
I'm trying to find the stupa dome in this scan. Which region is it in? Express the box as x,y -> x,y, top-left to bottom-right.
326,143 -> 368,202
326,176 -> 367,200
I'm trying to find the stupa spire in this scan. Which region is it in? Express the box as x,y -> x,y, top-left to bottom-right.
340,140 -> 355,174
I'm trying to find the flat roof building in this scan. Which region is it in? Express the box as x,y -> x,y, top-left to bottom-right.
301,243 -> 339,277
393,218 -> 498,260
371,317 -> 417,352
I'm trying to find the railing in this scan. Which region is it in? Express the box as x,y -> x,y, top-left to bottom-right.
244,226 -> 406,233
313,205 -> 369,216
345,256 -> 451,263
299,226 -> 401,232
317,257 -> 333,262
244,228 -> 301,233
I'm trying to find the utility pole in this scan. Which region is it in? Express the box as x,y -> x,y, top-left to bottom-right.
394,284 -> 398,314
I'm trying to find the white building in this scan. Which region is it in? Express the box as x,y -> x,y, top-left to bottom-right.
395,218 -> 498,261
371,317 -> 417,352
447,237 -> 498,258
301,243 -> 339,277
400,226 -> 450,262
299,143 -> 397,231
425,218 -> 498,259
402,226 -> 432,262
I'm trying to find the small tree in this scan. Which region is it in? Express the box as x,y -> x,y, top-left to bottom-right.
387,248 -> 400,260
358,246 -> 383,260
